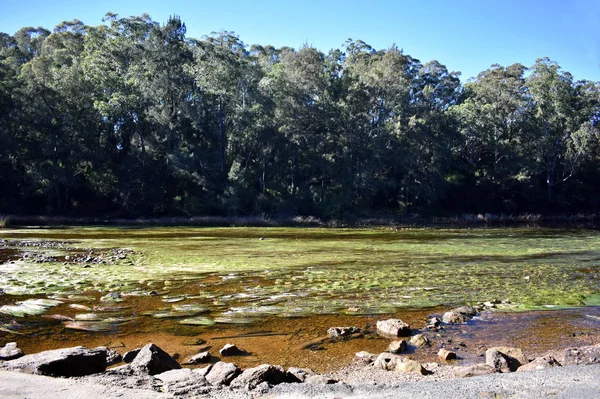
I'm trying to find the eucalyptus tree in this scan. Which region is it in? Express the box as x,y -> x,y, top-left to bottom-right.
449,63 -> 530,211
525,58 -> 600,203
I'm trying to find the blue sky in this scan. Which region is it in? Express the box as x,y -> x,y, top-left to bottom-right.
1,0 -> 599,82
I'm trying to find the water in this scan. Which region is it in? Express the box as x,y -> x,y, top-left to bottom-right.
0,227 -> 599,371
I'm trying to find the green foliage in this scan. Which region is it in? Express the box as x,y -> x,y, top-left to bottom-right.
0,15 -> 599,217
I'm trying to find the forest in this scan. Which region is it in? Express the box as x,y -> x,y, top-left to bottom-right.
1,14 -> 599,218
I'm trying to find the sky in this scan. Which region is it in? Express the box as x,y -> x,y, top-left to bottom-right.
1,0 -> 599,82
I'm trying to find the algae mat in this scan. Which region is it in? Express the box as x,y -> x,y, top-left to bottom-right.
1,227 -> 600,327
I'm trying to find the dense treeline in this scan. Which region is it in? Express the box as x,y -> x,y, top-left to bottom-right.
1,14 -> 599,218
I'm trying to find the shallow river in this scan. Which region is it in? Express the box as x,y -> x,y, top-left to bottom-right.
1,226 -> 599,371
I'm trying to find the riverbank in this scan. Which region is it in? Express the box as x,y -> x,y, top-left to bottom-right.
2,213 -> 600,229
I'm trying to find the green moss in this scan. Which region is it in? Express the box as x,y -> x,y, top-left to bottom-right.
0,227 -> 599,318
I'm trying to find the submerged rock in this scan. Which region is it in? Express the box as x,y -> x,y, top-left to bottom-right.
129,343 -> 181,375
327,326 -> 362,338
1,346 -> 107,377
376,319 -> 411,337
0,342 -> 24,361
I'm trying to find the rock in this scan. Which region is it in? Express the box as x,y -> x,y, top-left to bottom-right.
219,343 -> 249,356
1,346 -> 107,377
205,361 -> 241,386
123,348 -> 141,363
231,364 -> 298,390
129,343 -> 181,375
189,351 -> 211,364
442,306 -> 477,324
287,367 -> 317,382
327,326 -> 361,338
490,346 -> 528,366
155,368 -> 196,383
453,363 -> 498,378
193,364 -> 213,377
561,343 -> 600,366
353,351 -> 376,366
305,375 -> 338,384
426,317 -> 442,330
100,292 -> 122,303
376,319 -> 411,337
517,355 -> 561,371
386,340 -> 408,354
155,368 -> 208,395
0,342 -> 24,361
485,348 -> 522,372
374,352 -> 402,371
395,358 -> 428,375
409,334 -> 431,347
438,348 -> 456,361
95,346 -> 122,366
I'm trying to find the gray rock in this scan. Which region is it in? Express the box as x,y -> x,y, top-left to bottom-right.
129,343 -> 181,375
219,343 -> 249,356
155,368 -> 208,395
376,319 -> 411,337
386,340 -> 408,354
327,326 -> 361,338
517,355 -> 561,372
123,348 -> 141,363
486,348 -> 522,372
442,306 -> 477,324
205,361 -> 241,386
374,352 -> 402,371
561,344 -> 600,366
0,342 -> 24,361
409,334 -> 431,347
154,368 -> 195,383
193,364 -> 213,377
438,348 -> 456,361
231,364 -> 298,390
395,358 -> 428,375
95,346 -> 122,366
453,363 -> 498,378
188,351 -> 211,364
1,346 -> 106,377
287,367 -> 317,382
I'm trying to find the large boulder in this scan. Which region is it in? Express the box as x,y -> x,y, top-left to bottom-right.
95,346 -> 122,366
129,343 -> 181,375
154,368 -> 209,396
1,346 -> 107,377
123,348 -> 141,363
517,355 -> 561,372
231,364 -> 299,390
373,353 -> 427,374
205,361 -> 241,386
0,342 -> 24,361
376,319 -> 411,337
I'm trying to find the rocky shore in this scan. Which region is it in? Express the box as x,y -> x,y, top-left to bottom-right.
1,305 -> 600,398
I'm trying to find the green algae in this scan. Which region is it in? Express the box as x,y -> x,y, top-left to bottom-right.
0,227 -> 599,324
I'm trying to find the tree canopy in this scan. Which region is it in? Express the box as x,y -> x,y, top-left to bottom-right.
1,14 -> 599,217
